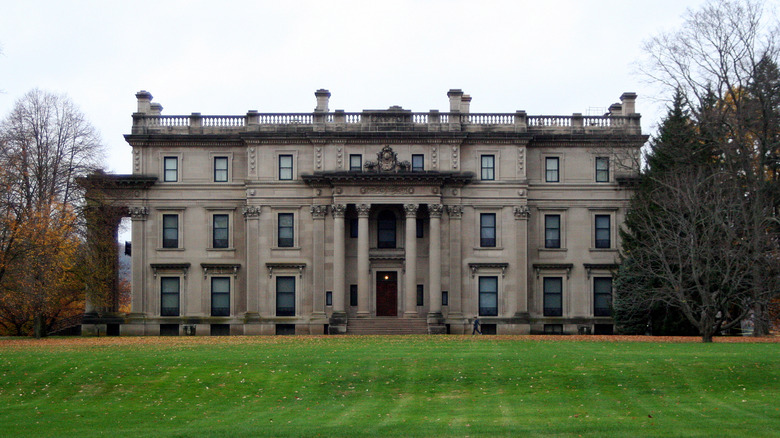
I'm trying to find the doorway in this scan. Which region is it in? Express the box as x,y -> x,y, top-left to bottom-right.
376,271 -> 398,316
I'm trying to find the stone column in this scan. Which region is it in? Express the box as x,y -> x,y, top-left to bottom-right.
129,207 -> 148,315
403,204 -> 419,317
310,205 -> 328,318
428,204 -> 443,314
514,205 -> 531,317
447,205 -> 464,326
330,204 -> 347,333
243,206 -> 262,319
356,203 -> 371,317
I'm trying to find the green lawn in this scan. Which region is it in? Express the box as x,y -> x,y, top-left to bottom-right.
0,336 -> 777,437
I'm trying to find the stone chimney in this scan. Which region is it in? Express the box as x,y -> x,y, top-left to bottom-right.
460,94 -> 472,114
447,89 -> 464,112
620,92 -> 637,115
608,102 -> 623,117
136,90 -> 153,114
315,89 -> 331,112
150,102 -> 163,116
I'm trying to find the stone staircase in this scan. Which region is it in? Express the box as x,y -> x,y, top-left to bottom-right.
346,317 -> 429,335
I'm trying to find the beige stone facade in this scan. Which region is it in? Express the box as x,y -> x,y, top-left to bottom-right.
110,89 -> 645,336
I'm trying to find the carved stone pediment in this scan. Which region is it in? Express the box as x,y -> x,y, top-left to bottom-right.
364,145 -> 411,172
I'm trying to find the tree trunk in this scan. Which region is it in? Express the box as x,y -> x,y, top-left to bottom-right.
33,314 -> 45,339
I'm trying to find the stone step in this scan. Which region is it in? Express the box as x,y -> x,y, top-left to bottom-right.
347,318 -> 429,335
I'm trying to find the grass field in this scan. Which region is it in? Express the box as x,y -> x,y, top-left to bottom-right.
0,336 -> 778,437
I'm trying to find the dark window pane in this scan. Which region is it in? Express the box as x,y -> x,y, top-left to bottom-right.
350,218 -> 358,238
350,285 -> 358,307
161,277 -> 179,316
213,214 -> 229,248
546,157 -> 559,182
279,155 -> 293,180
543,277 -> 563,316
377,211 -> 396,248
162,214 -> 178,248
349,154 -> 362,171
416,284 -> 424,306
416,218 -> 424,238
214,157 -> 228,182
594,277 -> 612,316
164,157 -> 178,182
595,215 -> 610,248
479,276 -> 498,316
596,157 -> 609,182
545,215 -> 561,248
412,154 -> 424,171
480,213 -> 496,247
276,276 -> 295,316
278,213 -> 294,247
211,277 -> 230,316
481,155 -> 495,180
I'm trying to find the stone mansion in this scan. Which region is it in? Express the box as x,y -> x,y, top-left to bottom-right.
87,89 -> 645,336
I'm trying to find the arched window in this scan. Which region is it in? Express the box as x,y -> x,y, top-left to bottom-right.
377,210 -> 396,248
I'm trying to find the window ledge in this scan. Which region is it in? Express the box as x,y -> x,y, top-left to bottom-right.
272,247 -> 301,251
207,248 -> 236,252
589,248 -> 617,252
156,248 -> 185,252
539,248 -> 567,252
473,247 -> 504,251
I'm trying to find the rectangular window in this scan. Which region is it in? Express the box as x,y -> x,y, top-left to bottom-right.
214,156 -> 228,182
595,157 -> 609,182
212,214 -> 229,249
480,155 -> 495,180
416,218 -> 424,238
349,154 -> 362,171
416,284 -> 424,307
545,157 -> 559,182
164,156 -> 178,182
480,213 -> 496,247
543,277 -> 563,317
594,277 -> 613,316
162,214 -> 178,248
442,291 -> 449,306
160,277 -> 180,316
412,154 -> 424,171
211,277 -> 230,316
278,213 -> 294,247
279,154 -> 293,180
479,276 -> 498,316
349,218 -> 358,238
544,215 -> 561,249
276,276 -> 295,316
595,215 -> 611,248
350,285 -> 358,307
326,291 -> 333,306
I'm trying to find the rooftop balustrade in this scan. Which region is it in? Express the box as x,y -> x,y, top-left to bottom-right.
131,110 -> 641,135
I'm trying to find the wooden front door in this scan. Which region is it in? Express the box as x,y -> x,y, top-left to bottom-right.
376,272 -> 398,316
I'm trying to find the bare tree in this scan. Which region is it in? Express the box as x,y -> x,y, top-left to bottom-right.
0,89 -> 104,336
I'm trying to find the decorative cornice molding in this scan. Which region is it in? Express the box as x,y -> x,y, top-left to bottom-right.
128,206 -> 149,219
468,262 -> 509,278
150,263 -> 191,278
532,263 -> 574,279
201,263 -> 241,279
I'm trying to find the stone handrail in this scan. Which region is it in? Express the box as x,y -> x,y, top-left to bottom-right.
132,111 -> 640,135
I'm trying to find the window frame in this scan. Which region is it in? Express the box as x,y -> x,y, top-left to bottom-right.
377,210 -> 397,249
163,156 -> 178,182
162,214 -> 179,249
213,156 -> 229,182
480,213 -> 497,248
595,214 -> 611,249
277,213 -> 295,248
543,277 -> 563,317
595,157 -> 609,182
276,276 -> 296,316
478,276 -> 498,316
349,284 -> 358,307
278,154 -> 294,181
160,277 -> 180,317
416,218 -> 424,238
593,277 -> 613,317
212,214 -> 230,249
545,157 -> 560,183
480,154 -> 495,181
211,276 -> 231,317
412,154 -> 424,172
349,218 -> 358,238
544,214 -> 561,249
349,154 -> 362,171
416,284 -> 424,307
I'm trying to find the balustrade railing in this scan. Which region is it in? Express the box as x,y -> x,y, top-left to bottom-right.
465,113 -> 514,124
155,116 -> 190,127
527,116 -> 572,127
202,116 -> 246,127
257,114 -> 313,124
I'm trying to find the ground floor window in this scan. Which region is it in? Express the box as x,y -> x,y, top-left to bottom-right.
276,276 -> 296,316
211,277 -> 230,316
543,277 -> 563,316
160,277 -> 180,316
479,276 -> 498,316
594,277 -> 613,316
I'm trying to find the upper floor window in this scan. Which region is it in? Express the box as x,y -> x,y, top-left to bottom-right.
349,218 -> 358,238
479,276 -> 498,316
595,157 -> 609,182
160,277 -> 180,316
279,154 -> 293,180
480,213 -> 496,247
211,277 -> 230,316
595,215 -> 611,248
544,214 -> 561,248
545,157 -> 559,182
164,157 -> 178,182
214,157 -> 228,182
349,154 -> 362,171
543,277 -> 563,317
481,155 -> 495,180
412,154 -> 424,172
377,210 -> 397,248
278,213 -> 294,247
162,214 -> 179,248
212,214 -> 229,249
416,218 -> 424,238
594,277 -> 613,316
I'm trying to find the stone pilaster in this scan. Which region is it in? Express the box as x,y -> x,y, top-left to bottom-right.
427,204 -> 445,333
128,206 -> 148,315
242,206 -> 262,317
446,205 -> 463,319
403,204 -> 419,317
356,203 -> 371,317
330,204 -> 347,333
310,205 -> 328,318
513,205 -> 531,316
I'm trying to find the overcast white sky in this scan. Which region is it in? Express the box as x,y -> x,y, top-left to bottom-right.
1,0 -> 770,174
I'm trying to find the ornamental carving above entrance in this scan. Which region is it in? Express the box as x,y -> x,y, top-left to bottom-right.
364,145 -> 411,172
